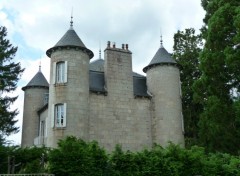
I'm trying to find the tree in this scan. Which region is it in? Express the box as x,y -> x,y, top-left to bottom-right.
0,26 -> 24,142
173,28 -> 203,147
48,136 -> 108,176
193,0 -> 240,154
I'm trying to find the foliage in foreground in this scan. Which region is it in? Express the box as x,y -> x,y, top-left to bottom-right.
1,137 -> 240,175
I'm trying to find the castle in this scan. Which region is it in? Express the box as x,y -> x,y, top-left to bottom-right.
21,22 -> 184,151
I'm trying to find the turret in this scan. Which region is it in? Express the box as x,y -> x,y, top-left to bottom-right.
21,67 -> 49,147
45,18 -> 93,148
143,38 -> 184,147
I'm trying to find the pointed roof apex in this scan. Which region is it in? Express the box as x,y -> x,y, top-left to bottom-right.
22,70 -> 49,91
46,21 -> 94,59
143,46 -> 177,73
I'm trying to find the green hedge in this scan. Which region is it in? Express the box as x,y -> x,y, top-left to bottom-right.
1,137 -> 240,175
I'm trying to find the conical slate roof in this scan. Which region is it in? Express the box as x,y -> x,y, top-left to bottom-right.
54,28 -> 86,48
22,70 -> 49,91
46,28 -> 94,59
143,46 -> 177,73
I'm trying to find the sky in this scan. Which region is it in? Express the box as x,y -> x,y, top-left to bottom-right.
0,0 -> 205,145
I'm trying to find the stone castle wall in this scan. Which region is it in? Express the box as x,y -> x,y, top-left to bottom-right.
21,88 -> 48,147
89,94 -> 152,151
47,49 -> 90,148
147,66 -> 184,146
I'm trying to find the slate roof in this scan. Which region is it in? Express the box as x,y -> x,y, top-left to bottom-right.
46,28 -> 94,59
143,46 -> 177,73
89,58 -> 105,72
22,70 -> 49,91
89,59 -> 149,97
54,28 -> 86,48
89,58 -> 145,78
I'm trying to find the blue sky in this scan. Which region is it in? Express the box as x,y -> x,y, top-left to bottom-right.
0,0 -> 205,145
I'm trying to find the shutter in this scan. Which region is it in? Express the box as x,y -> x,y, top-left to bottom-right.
39,120 -> 42,136
45,117 -> 48,137
53,62 -> 56,84
51,104 -> 55,128
181,112 -> 184,133
64,61 -> 68,83
63,103 -> 67,127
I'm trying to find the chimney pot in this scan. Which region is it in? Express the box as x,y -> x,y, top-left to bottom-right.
113,42 -> 116,48
107,41 -> 110,48
126,44 -> 128,50
122,44 -> 125,49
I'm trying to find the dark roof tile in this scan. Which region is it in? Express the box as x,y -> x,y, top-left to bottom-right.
22,71 -> 49,91
143,46 -> 177,72
46,28 -> 93,58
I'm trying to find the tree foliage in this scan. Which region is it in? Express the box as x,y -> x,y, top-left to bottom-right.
0,145 -> 48,174
0,26 -> 24,141
193,0 -> 240,154
1,137 -> 240,175
173,28 -> 203,147
48,136 -> 108,176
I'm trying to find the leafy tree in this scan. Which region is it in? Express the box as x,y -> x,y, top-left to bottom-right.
173,28 -> 203,147
48,136 -> 108,176
0,26 -> 24,141
15,146 -> 49,174
193,0 -> 240,154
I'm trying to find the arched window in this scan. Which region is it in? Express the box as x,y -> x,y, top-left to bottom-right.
53,61 -> 68,84
56,62 -> 65,83
52,103 -> 67,128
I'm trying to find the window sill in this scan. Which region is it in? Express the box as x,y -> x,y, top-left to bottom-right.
54,83 -> 67,87
53,127 -> 66,130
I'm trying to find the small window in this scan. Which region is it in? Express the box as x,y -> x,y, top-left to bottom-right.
56,62 -> 65,83
52,103 -> 67,128
43,93 -> 49,105
53,61 -> 68,84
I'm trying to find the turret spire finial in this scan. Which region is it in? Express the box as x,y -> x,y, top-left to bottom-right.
39,60 -> 41,72
99,41 -> 102,59
160,34 -> 163,48
70,8 -> 73,29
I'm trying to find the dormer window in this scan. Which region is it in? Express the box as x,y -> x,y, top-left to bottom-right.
53,61 -> 68,84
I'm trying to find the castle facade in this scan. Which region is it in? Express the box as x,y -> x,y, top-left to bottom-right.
21,24 -> 184,151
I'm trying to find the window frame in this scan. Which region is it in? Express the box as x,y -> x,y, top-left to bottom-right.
53,61 -> 68,84
52,103 -> 67,128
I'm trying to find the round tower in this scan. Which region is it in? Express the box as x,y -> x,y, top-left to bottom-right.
21,67 -> 49,147
143,40 -> 184,147
46,20 -> 94,148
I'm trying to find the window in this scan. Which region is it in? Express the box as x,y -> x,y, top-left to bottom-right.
40,120 -> 45,137
43,93 -> 49,105
52,103 -> 67,128
53,61 -> 68,84
56,62 -> 65,83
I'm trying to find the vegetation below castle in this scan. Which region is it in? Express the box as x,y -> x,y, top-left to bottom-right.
0,136 -> 240,175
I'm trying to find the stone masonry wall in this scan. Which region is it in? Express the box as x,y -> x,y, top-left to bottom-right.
47,49 -> 90,148
89,93 -> 152,151
147,65 -> 184,147
21,88 -> 48,147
